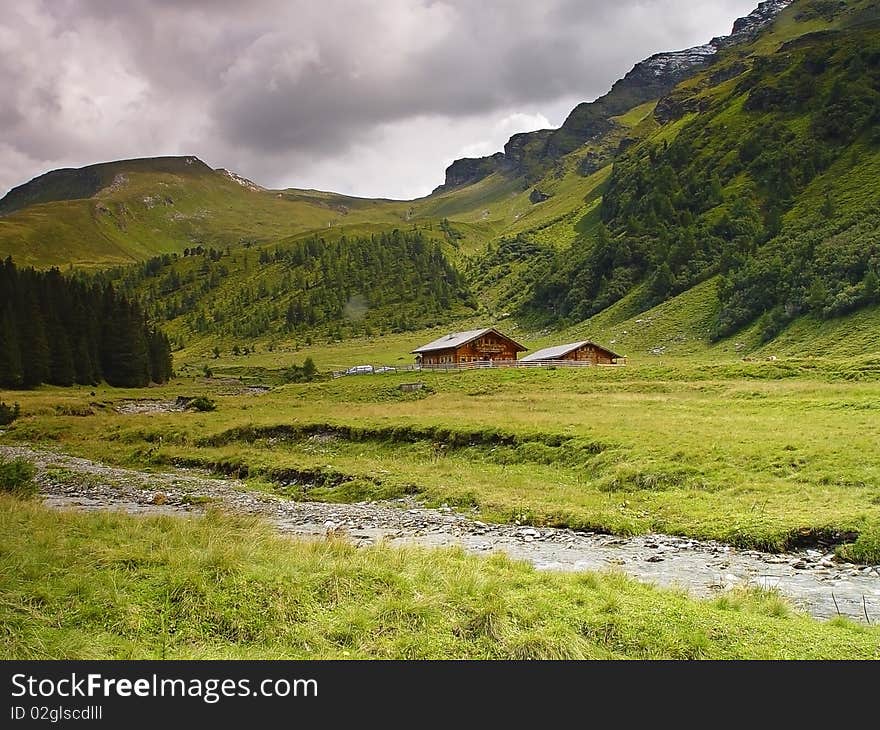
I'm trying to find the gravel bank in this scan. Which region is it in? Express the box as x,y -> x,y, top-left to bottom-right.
3,444 -> 878,623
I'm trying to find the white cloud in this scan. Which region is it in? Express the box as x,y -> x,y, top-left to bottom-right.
0,0 -> 759,199
458,112 -> 555,161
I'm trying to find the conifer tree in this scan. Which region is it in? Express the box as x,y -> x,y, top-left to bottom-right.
0,308 -> 23,388
18,288 -> 50,388
0,259 -> 172,389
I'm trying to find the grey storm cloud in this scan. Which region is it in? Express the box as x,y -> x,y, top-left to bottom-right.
0,0 -> 758,199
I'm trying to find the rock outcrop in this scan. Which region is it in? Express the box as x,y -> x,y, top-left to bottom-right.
216,168 -> 265,192
434,153 -> 505,194
529,189 -> 550,204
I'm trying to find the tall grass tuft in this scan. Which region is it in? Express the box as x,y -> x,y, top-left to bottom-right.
2,498 -> 879,660
0,457 -> 37,498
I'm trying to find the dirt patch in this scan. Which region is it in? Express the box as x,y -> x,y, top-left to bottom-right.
114,399 -> 186,415
786,527 -> 862,552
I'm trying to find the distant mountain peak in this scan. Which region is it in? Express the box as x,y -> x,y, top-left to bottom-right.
728,0 -> 795,40
0,156 -> 214,217
613,0 -> 794,98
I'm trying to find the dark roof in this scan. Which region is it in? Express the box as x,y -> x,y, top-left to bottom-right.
412,327 -> 527,354
520,340 -> 622,362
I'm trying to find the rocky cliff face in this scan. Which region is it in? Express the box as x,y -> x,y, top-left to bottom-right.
436,153 -> 505,192
434,0 -> 793,192
630,0 -> 794,81
724,0 -> 795,44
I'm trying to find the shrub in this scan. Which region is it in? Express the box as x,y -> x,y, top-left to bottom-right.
0,457 -> 37,498
283,358 -> 320,383
187,396 -> 217,412
0,401 -> 20,426
54,404 -> 94,417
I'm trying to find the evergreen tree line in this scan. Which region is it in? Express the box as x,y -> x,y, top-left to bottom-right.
274,229 -> 472,333
0,257 -> 172,389
466,235 -> 556,314
201,229 -> 474,338
105,229 -> 475,341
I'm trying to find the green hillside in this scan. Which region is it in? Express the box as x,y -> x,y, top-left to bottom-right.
104,229 -> 477,357
0,157 -> 415,268
2,0 -> 879,362
0,156 -> 215,216
0,152 -> 615,268
512,0 -> 880,353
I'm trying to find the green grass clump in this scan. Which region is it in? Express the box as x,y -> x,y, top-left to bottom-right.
186,396 -> 217,412
0,458 -> 37,498
2,496 -> 878,660
837,526 -> 880,565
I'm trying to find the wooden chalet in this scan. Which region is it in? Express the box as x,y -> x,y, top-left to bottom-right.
412,328 -> 527,367
520,340 -> 622,365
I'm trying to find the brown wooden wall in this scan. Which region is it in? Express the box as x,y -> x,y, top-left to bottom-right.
569,344 -> 616,365
420,333 -> 521,365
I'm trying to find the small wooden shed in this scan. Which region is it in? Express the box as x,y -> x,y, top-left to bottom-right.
519,340 -> 622,365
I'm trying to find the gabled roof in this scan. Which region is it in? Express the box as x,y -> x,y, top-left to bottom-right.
411,327 -> 527,354
520,340 -> 622,362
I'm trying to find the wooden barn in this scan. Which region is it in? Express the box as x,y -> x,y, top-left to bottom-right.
412,328 -> 527,367
520,340 -> 622,365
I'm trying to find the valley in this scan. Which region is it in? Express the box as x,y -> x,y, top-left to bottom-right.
2,0 -> 880,660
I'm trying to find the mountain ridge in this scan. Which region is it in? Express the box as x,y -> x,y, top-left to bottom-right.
1,0 -> 878,363
0,156 -> 217,218
0,3 -> 797,211
434,0 -> 794,193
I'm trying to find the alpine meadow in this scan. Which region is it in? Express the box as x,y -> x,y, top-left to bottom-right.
1,0 -> 880,665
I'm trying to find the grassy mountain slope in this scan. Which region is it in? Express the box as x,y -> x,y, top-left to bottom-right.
512,0 -> 880,355
109,229 -> 476,353
0,156 -> 216,216
0,158 -> 416,268
407,99 -> 659,261
2,0 -> 879,363
0,151 -> 621,268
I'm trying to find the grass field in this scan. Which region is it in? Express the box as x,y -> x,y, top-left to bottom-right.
2,0 -> 880,661
3,354 -> 879,563
2,496 -> 878,659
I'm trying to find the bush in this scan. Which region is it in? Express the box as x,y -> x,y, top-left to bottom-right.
187,396 -> 217,412
0,401 -> 20,426
283,357 -> 319,383
0,457 -> 37,498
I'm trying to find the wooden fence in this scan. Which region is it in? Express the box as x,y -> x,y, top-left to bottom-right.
332,359 -> 626,378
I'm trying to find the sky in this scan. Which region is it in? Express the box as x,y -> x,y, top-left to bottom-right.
0,0 -> 758,200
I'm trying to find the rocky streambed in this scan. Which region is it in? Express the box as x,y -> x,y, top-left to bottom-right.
2,445 -> 878,624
